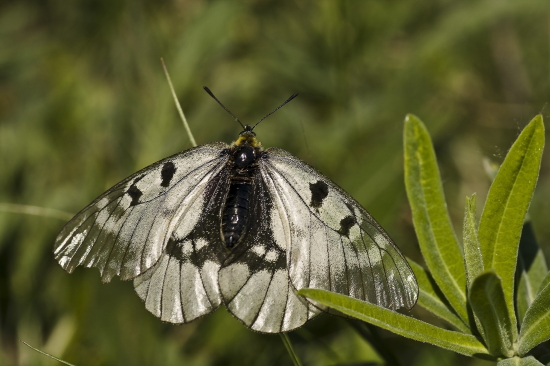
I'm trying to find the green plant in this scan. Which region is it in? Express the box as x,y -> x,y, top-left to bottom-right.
300,114 -> 550,365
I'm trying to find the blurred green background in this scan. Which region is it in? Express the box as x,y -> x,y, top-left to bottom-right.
1,0 -> 550,365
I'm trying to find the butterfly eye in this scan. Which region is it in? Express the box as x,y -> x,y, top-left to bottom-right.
234,146 -> 256,168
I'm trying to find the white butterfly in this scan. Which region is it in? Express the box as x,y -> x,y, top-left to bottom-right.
54,89 -> 418,333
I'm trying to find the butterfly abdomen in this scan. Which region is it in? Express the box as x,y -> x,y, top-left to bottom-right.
222,144 -> 259,249
222,180 -> 251,248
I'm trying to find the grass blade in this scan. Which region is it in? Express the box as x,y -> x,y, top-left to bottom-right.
161,57 -> 197,147
280,333 -> 303,366
21,340 -> 76,366
0,203 -> 73,221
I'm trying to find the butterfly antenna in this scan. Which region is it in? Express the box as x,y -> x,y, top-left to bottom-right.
252,93 -> 298,130
203,86 -> 245,129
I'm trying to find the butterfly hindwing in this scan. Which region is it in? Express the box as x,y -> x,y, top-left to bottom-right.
261,148 -> 419,311
219,176 -> 320,333
54,143 -> 230,282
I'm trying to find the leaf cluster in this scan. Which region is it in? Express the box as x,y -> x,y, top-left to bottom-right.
301,115 -> 550,365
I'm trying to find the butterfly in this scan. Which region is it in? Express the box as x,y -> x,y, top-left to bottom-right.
54,87 -> 418,333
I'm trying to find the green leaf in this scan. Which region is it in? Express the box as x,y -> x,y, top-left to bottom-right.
518,280 -> 550,356
469,271 -> 514,357
404,114 -> 468,323
517,222 -> 548,323
462,194 -> 485,338
463,194 -> 484,286
478,115 -> 545,337
408,259 -> 470,333
497,356 -> 544,366
537,271 -> 550,296
298,288 -> 490,359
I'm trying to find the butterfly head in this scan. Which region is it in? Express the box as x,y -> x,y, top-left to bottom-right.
234,125 -> 261,148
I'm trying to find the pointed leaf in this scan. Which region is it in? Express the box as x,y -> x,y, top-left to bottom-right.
299,288 -> 490,359
463,194 -> 485,337
497,356 -> 544,366
518,280 -> 550,356
469,272 -> 514,357
537,271 -> 550,296
404,114 -> 468,323
478,115 -> 545,336
517,222 -> 548,323
463,194 -> 484,286
408,259 -> 470,332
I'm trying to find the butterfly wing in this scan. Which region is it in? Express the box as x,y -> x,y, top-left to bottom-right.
132,160 -> 320,332
133,168 -> 231,323
218,176 -> 320,333
260,148 -> 419,310
55,138 -> 416,331
54,143 -> 230,283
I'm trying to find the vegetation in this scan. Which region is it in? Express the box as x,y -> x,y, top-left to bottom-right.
302,115 -> 550,365
1,1 -> 549,365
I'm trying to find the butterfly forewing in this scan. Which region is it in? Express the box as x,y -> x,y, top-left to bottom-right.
54,143 -> 229,282
133,167 -> 232,323
260,148 -> 418,310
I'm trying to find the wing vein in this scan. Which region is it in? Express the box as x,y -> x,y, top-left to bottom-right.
178,258 -> 187,323
100,204 -> 137,276
249,266 -> 277,329
67,195 -> 124,266
89,196 -> 128,266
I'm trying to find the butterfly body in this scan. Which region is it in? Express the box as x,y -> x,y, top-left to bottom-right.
54,125 -> 418,333
222,127 -> 261,249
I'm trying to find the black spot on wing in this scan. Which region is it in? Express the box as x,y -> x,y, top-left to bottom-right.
309,180 -> 329,208
338,215 -> 355,236
127,184 -> 143,206
164,237 -> 213,264
161,161 -> 176,187
165,237 -> 180,258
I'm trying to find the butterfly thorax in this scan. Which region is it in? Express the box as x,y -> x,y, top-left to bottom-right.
221,129 -> 263,249
232,126 -> 262,148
